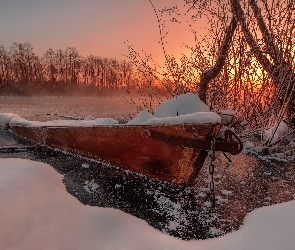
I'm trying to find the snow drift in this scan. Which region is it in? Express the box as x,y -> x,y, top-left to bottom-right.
1,158 -> 295,250
154,93 -> 210,118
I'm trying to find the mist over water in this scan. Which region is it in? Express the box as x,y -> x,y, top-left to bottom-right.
0,96 -> 139,121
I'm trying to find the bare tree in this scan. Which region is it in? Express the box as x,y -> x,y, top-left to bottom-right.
43,48 -> 58,93
147,0 -> 295,129
0,45 -> 12,92
198,14 -> 238,102
230,0 -> 295,121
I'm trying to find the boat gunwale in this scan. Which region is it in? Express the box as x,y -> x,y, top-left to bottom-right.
9,121 -> 221,129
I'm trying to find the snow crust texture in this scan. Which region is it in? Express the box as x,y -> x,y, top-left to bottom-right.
127,110 -> 221,125
154,93 -> 210,117
1,158 -> 295,250
264,121 -> 288,144
7,116 -> 119,127
0,113 -> 20,129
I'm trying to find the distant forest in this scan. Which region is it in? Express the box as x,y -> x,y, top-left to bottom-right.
0,42 -> 155,96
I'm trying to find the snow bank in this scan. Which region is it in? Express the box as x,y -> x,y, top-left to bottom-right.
126,110 -> 155,125
127,110 -> 221,125
216,110 -> 243,126
242,141 -> 255,154
8,112 -> 220,128
264,121 -> 288,144
0,159 -> 162,250
151,112 -> 221,125
127,93 -> 220,125
150,93 -> 239,125
0,113 -> 20,129
1,158 -> 295,250
8,116 -> 119,127
154,93 -> 210,118
84,115 -> 95,121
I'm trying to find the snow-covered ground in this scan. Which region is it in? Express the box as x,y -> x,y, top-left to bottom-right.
1,158 -> 295,250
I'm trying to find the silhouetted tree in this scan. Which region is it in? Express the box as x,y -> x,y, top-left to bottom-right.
0,42 -> 142,96
0,45 -> 12,92
43,48 -> 58,93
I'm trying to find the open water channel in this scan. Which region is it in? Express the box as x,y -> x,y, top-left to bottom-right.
1,96 -> 295,240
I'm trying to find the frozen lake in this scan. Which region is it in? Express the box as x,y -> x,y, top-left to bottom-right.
1,96 -> 295,241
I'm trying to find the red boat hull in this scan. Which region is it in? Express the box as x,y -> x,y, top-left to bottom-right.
11,123 -> 220,185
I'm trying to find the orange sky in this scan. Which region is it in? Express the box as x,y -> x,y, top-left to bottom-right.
0,0 -> 207,66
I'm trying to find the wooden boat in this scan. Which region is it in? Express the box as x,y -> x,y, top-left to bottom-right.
9,118 -> 242,185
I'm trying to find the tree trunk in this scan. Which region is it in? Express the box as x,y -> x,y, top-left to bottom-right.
231,0 -> 295,121
198,15 -> 238,103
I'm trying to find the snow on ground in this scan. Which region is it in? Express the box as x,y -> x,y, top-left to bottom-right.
8,116 -> 119,127
0,109 -> 221,128
0,113 -> 20,129
154,93 -> 210,118
1,158 -> 295,250
264,121 -> 288,144
216,110 -> 244,126
127,110 -> 221,125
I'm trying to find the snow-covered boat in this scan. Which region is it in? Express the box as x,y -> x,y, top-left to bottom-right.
3,116 -> 242,185
1,93 -> 243,185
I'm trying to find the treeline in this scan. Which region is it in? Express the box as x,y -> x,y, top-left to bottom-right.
0,42 -> 143,96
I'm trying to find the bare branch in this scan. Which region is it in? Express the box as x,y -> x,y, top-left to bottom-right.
198,14 -> 238,102
230,0 -> 275,74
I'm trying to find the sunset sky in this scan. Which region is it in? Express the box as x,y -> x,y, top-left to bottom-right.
0,0 -> 200,65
